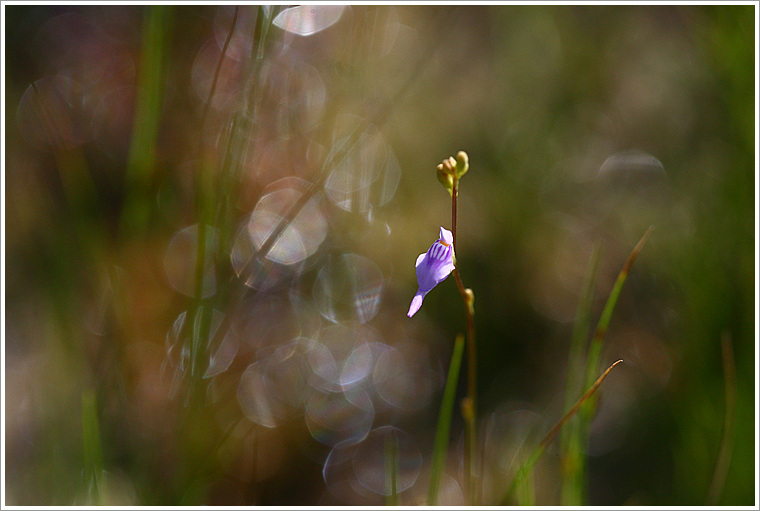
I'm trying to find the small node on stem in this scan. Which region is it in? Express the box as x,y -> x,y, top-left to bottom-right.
464,288 -> 475,315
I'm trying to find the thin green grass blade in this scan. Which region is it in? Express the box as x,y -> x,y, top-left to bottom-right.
427,334 -> 465,505
560,244 -> 602,505
193,6 -> 237,307
503,360 -> 623,504
555,226 -> 652,505
121,5 -> 173,236
583,226 -> 654,403
385,430 -> 399,506
82,389 -> 104,504
515,465 -> 535,506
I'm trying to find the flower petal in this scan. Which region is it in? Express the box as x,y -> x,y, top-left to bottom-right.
407,290 -> 427,317
431,258 -> 455,284
439,227 -> 453,246
416,255 -> 439,292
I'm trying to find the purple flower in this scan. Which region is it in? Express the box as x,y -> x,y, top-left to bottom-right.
407,227 -> 456,317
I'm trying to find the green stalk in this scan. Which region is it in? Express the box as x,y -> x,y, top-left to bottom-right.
187,7 -> 239,380
193,5 -> 238,301
121,5 -> 173,237
82,390 -> 104,504
560,244 -> 602,504
428,334 -> 466,505
583,226 -> 654,404
515,466 -> 535,506
385,431 -> 399,505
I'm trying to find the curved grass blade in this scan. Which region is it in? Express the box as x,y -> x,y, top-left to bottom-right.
503,360 -> 624,504
583,226 -> 654,393
559,226 -> 653,504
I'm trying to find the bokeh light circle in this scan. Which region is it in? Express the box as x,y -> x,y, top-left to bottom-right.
324,116 -> 401,215
164,224 -> 218,298
305,387 -> 375,447
17,76 -> 92,150
307,324 -> 381,392
351,425 -> 422,495
313,254 -> 384,324
247,178 -> 327,265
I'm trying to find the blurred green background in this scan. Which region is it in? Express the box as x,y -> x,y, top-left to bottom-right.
3,4 -> 756,506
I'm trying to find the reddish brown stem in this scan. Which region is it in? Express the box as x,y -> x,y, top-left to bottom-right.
451,179 -> 478,504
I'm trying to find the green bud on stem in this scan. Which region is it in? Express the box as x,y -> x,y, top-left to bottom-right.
436,150 -> 469,195
455,151 -> 469,178
437,163 -> 454,196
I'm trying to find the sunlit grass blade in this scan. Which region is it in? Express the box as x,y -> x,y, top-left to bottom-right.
515,465 -> 535,506
193,6 -> 237,303
559,226 -> 653,505
183,7 -> 239,395
503,360 -> 624,504
560,244 -> 602,505
427,334 -> 465,505
82,389 -> 104,504
706,331 -> 737,505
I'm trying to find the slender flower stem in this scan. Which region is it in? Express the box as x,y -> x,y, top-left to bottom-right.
451,179 -> 478,504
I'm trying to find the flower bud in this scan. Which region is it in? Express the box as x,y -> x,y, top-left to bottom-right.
455,150 -> 469,178
436,164 -> 454,196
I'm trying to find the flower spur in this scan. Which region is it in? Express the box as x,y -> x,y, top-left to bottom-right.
407,227 -> 456,317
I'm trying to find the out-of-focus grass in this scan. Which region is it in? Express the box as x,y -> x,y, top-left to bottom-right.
121,5 -> 173,237
81,389 -> 104,504
504,359 -> 624,505
384,430 -> 399,505
706,332 -> 738,505
555,226 -> 652,504
427,334 -> 464,505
